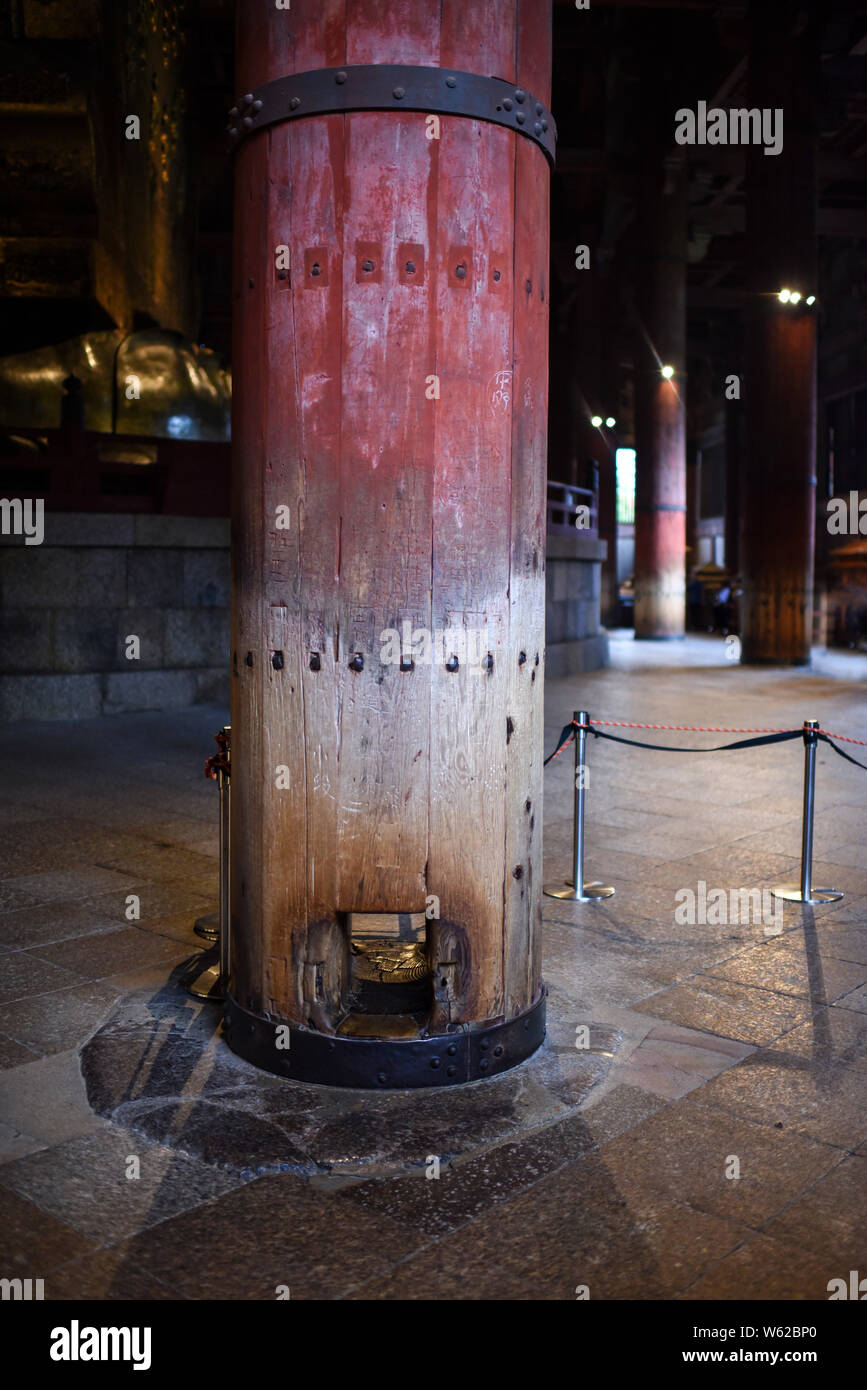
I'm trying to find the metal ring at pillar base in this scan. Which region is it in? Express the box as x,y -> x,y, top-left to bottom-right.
222,990 -> 546,1089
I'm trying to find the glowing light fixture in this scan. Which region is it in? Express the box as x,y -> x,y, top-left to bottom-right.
778,289 -> 791,303
790,291 -> 802,305
591,414 -> 603,428
606,416 -> 616,428
661,365 -> 675,380
806,295 -> 816,306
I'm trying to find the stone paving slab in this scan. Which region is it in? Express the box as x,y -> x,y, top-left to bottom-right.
111,1172 -> 422,1300
678,1233 -> 834,1301
636,975 -> 817,1046
346,1153 -> 753,1301
0,1125 -> 242,1245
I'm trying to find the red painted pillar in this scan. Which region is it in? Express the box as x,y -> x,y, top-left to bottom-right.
741,1 -> 818,664
227,0 -> 551,1084
633,161 -> 687,639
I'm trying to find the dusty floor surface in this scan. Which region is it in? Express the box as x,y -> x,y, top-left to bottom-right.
1,633 -> 865,1300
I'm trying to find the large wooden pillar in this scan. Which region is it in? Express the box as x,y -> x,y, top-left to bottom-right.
226,0 -> 551,1086
633,160 -> 687,639
741,0 -> 819,664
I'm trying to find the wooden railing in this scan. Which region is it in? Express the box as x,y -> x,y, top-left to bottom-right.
546,479 -> 598,537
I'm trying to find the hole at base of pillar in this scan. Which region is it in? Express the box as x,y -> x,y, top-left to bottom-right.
339,911 -> 431,1035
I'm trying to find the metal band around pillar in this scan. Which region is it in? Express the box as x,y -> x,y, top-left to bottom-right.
223,990 -> 546,1090
226,65 -> 556,166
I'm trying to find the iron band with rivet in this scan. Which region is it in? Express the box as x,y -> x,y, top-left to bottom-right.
227,64 -> 556,166
223,989 -> 547,1089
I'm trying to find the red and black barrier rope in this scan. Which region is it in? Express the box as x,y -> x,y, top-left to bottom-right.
544,719 -> 867,770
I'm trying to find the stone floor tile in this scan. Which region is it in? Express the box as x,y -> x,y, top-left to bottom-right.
28,926 -> 188,981
697,1047 -> 867,1151
761,1154 -> 867,1267
599,1096 -> 844,1229
347,1155 -> 751,1301
0,1185 -> 100,1274
706,937 -> 867,1004
0,1048 -> 103,1146
2,868 -> 140,906
115,1172 -> 422,1299
636,976 -> 815,1046
615,1022 -> 754,1099
678,1233 -> 837,1301
0,981 -> 126,1059
0,1029 -> 42,1070
0,901 -> 132,951
44,1250 -> 183,1300
0,1120 -> 49,1164
0,951 -> 86,1004
832,983 -> 867,1014
0,1126 -> 242,1245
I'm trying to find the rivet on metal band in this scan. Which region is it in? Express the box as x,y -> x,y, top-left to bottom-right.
227,64 -> 556,166
223,989 -> 547,1089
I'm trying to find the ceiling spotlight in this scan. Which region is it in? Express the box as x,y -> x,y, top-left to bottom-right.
606,416 -> 616,428
790,291 -> 802,305
591,414 -> 603,428
778,289 -> 791,303
661,365 -> 675,379
806,295 -> 816,306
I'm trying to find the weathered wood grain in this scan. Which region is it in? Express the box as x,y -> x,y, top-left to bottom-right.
232,0 -> 551,1036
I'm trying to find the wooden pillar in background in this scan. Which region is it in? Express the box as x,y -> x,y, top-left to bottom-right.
570,269 -> 619,625
725,391 -> 743,576
685,443 -> 701,575
229,0 -> 551,1066
633,160 -> 687,639
741,0 -> 818,664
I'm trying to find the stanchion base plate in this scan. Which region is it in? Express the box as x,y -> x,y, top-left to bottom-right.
180,947 -> 228,1001
194,911 -> 220,941
770,884 -> 844,904
544,880 -> 615,902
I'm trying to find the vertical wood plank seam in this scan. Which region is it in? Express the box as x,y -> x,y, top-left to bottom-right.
285,123 -> 311,960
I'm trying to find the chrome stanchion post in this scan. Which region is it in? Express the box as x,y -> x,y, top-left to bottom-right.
771,718 -> 843,905
218,729 -> 231,984
544,709 -> 614,902
183,725 -> 232,999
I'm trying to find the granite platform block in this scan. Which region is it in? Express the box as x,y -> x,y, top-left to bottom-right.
183,549 -> 230,607
73,549 -> 128,607
0,672 -> 102,721
103,669 -> 199,714
53,608 -> 117,673
0,609 -> 53,672
163,608 -> 229,667
133,515 -> 229,548
126,548 -> 184,607
39,513 -> 137,548
0,547 -> 77,607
